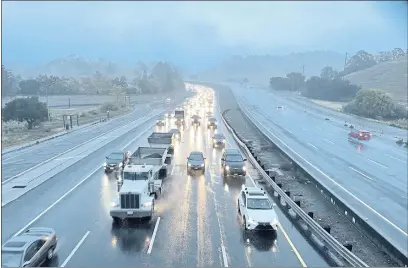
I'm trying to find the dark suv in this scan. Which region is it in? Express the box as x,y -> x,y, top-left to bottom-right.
221,149 -> 247,177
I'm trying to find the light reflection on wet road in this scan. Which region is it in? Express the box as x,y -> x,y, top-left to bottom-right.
2,91 -> 330,267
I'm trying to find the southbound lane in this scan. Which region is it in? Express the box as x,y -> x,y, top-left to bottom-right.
227,84 -> 408,256
1,105 -> 151,181
4,92 -> 330,267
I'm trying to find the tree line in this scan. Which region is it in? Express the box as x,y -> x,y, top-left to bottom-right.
1,61 -> 185,97
269,66 -> 407,121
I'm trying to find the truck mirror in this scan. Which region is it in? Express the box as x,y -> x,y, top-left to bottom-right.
243,158 -> 247,161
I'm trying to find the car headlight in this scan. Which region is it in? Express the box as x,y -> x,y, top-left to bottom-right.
111,201 -> 119,207
225,165 -> 230,171
222,140 -> 226,143
188,163 -> 191,166
248,218 -> 257,224
201,163 -> 204,167
242,166 -> 247,171
270,219 -> 279,226
104,163 -> 107,167
143,201 -> 152,207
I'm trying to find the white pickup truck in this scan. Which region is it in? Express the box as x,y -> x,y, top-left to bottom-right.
110,147 -> 171,223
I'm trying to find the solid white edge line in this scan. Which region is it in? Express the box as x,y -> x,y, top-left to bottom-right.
2,110 -> 155,184
60,230 -> 91,267
11,166 -> 100,238
221,244 -> 228,267
147,216 -> 161,254
307,143 -> 318,150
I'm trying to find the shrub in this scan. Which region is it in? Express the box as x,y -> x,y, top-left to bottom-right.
100,102 -> 119,112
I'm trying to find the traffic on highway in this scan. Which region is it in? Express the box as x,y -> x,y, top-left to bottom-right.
2,86 -> 329,267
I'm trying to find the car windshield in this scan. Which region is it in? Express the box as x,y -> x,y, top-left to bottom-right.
226,154 -> 243,162
123,172 -> 149,181
209,118 -> 217,122
214,134 -> 224,139
108,153 -> 123,160
247,198 -> 273,209
1,251 -> 23,267
189,154 -> 203,161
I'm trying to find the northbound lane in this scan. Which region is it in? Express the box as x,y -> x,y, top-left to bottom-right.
2,91 -> 329,267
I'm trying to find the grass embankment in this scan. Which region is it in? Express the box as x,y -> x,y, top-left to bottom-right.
311,99 -> 408,129
2,102 -> 131,148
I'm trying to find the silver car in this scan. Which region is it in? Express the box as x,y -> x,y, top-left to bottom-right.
2,227 -> 57,267
187,151 -> 206,174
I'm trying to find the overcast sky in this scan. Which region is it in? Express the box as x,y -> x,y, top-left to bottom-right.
2,1 -> 407,72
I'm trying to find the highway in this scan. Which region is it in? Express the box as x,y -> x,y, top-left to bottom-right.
2,91 -> 329,267
226,84 -> 408,257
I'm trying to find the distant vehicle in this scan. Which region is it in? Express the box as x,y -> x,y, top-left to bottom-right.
221,149 -> 247,177
174,109 -> 185,126
212,133 -> 226,148
206,112 -> 213,118
238,186 -> 279,232
348,130 -> 371,141
276,106 -> 283,110
207,117 -> 218,129
104,151 -> 130,173
187,151 -> 206,174
156,117 -> 166,127
1,227 -> 58,267
165,111 -> 173,118
166,98 -> 171,104
169,128 -> 181,140
191,115 -> 201,126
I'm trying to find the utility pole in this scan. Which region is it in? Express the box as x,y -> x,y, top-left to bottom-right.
302,64 -> 305,75
46,86 -> 49,121
344,52 -> 349,70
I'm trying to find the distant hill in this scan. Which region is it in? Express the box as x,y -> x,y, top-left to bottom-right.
344,55 -> 408,105
198,51 -> 345,85
10,55 -> 143,78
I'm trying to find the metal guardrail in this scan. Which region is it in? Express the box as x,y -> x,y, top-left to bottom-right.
219,101 -> 369,267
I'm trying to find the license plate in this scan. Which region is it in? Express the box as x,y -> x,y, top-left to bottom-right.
193,167 -> 199,170
127,211 -> 134,215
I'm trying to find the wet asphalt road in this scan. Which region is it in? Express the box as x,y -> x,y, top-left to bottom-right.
2,93 -> 329,267
2,104 -> 150,182
225,84 -> 408,256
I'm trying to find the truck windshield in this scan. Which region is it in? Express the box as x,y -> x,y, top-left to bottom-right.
247,198 -> 272,210
123,172 -> 149,180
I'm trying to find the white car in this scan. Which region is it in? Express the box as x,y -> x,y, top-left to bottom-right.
238,185 -> 279,231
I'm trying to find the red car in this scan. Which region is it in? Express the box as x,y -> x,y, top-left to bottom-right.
348,130 -> 371,141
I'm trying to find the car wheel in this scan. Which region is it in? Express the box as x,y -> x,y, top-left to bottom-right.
47,247 -> 54,260
237,201 -> 241,214
112,217 -> 121,224
243,217 -> 248,230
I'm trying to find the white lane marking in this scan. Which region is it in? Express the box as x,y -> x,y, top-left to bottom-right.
2,111 -> 154,185
307,143 -> 318,150
55,156 -> 82,161
349,166 -> 374,181
278,223 -> 307,267
323,138 -> 334,144
286,129 -> 293,134
11,166 -> 100,237
147,216 -> 161,254
242,104 -> 408,237
221,245 -> 228,267
385,154 -> 407,164
60,230 -> 91,267
368,159 -> 387,169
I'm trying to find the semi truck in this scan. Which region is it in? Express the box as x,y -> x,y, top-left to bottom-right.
148,132 -> 175,155
110,146 -> 171,223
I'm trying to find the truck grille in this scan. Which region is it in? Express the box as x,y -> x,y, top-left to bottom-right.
120,193 -> 140,209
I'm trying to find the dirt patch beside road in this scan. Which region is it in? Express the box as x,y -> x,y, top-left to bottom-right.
2,106 -> 131,149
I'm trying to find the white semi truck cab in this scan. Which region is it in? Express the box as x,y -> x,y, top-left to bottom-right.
110,147 -> 169,223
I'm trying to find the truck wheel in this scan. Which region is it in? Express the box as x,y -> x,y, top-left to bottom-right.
112,217 -> 121,224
